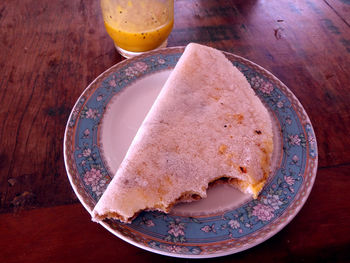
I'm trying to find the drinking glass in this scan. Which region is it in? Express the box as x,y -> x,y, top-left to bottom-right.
100,0 -> 174,58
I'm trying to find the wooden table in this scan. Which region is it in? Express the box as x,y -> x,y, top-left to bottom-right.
1,0 -> 349,262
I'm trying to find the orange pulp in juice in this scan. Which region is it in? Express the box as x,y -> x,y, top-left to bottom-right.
101,0 -> 174,52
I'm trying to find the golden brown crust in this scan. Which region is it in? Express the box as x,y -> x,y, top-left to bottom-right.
94,175 -> 266,224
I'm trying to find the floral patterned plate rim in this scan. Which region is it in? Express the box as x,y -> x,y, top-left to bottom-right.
64,46 -> 318,258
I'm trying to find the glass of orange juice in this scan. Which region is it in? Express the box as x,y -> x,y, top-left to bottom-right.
100,0 -> 174,58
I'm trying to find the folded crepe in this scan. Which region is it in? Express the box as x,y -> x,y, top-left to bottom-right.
92,43 -> 273,223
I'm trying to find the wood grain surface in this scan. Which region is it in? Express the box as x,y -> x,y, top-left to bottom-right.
0,0 -> 349,262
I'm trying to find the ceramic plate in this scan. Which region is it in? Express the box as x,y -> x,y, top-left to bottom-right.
64,47 -> 318,258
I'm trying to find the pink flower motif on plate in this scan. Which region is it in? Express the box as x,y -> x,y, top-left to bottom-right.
165,245 -> 186,253
285,116 -> 292,125
308,131 -> 316,147
228,219 -> 240,229
84,168 -> 102,186
92,179 -> 108,197
250,76 -> 264,89
125,62 -> 148,77
262,194 -> 283,210
108,79 -> 116,87
201,225 -> 211,233
288,134 -> 301,146
85,108 -> 99,119
134,61 -> 148,72
72,108 -> 80,120
201,224 -> 216,233
277,101 -> 284,108
96,95 -> 103,101
252,203 -> 274,221
168,221 -> 185,237
292,154 -> 299,164
83,129 -> 90,138
145,219 -> 155,227
259,81 -> 274,95
285,176 -> 295,186
158,58 -> 166,64
82,148 -> 91,157
125,67 -> 137,77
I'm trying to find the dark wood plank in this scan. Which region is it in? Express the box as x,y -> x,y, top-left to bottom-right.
0,0 -> 120,213
1,166 -> 349,262
324,0 -> 350,26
